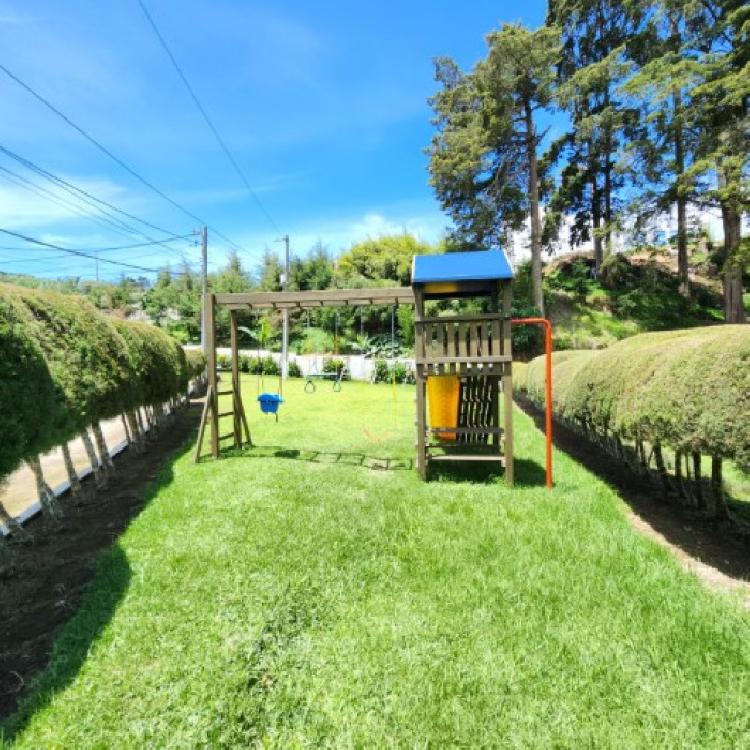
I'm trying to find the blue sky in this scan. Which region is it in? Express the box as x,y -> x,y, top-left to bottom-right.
0,0 -> 548,281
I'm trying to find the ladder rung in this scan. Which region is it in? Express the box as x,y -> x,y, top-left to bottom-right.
217,389 -> 233,396
218,411 -> 234,418
218,432 -> 235,441
428,454 -> 504,463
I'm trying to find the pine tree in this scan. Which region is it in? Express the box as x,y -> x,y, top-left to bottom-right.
688,0 -> 749,322
546,0 -> 644,271
623,0 -> 704,296
428,23 -> 559,313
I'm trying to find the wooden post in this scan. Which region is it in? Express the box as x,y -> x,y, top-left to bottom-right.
502,282 -> 514,486
416,374 -> 427,479
230,310 -> 242,449
414,286 -> 427,479
205,293 -> 219,459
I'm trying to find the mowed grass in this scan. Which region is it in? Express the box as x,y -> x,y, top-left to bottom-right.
3,379 -> 750,747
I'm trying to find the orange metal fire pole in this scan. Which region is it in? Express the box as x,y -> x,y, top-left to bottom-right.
511,317 -> 553,489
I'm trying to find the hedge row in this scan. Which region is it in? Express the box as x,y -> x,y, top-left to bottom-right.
0,283 -> 191,482
517,326 -> 750,473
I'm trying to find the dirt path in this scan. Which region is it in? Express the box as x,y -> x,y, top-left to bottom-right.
0,403 -> 201,721
517,397 -> 750,608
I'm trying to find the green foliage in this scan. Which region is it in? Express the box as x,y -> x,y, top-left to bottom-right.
288,360 -> 302,378
185,350 -> 206,379
336,233 -> 434,286
111,320 -> 188,408
239,356 -> 281,376
0,291 -> 57,479
322,358 -> 346,377
522,326 -> 750,470
14,286 -> 132,434
0,283 -> 189,483
295,327 -> 335,355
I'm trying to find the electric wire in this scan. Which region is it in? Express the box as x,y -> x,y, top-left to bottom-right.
137,0 -> 282,235
0,144 -> 180,237
0,63 -> 245,252
0,227 -> 164,273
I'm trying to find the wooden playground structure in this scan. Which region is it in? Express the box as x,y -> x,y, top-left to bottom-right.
196,249 -> 519,485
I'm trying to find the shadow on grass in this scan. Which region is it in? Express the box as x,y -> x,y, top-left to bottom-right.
220,445 -> 415,472
516,396 -> 750,582
219,445 -> 546,487
428,456 -> 545,487
0,424 -> 196,744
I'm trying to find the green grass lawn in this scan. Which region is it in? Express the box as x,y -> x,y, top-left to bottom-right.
3,380 -> 750,747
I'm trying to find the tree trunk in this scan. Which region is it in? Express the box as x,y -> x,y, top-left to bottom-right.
676,192 -> 689,297
127,410 -> 143,454
710,456 -> 730,520
28,455 -> 62,519
653,443 -> 670,499
719,176 -> 746,323
92,422 -> 114,473
675,449 -> 686,503
591,176 -> 603,272
61,442 -> 83,502
80,429 -> 104,488
0,489 -> 31,541
525,100 -> 544,315
670,17 -> 690,298
121,413 -> 132,446
692,451 -> 704,510
603,129 -> 613,258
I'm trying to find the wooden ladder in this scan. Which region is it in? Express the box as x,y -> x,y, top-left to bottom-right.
194,382 -> 252,461
195,305 -> 252,462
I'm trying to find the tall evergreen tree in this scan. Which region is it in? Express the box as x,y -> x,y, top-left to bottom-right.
688,0 -> 749,322
546,0 -> 643,271
623,1 -> 704,296
428,23 -> 559,312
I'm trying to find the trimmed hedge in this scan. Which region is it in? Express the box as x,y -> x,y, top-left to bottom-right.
0,283 -> 190,483
518,325 -> 750,472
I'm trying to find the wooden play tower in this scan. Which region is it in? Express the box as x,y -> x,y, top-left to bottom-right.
412,250 -> 514,484
196,249 -> 515,485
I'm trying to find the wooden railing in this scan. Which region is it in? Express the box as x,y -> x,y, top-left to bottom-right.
415,313 -> 511,371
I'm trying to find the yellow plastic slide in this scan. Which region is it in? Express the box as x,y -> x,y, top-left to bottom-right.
427,375 -> 460,441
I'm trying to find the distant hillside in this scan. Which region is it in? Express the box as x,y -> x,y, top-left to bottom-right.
533,247 -> 735,352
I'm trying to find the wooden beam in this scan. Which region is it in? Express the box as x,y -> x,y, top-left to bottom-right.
229,310 -> 241,450
214,287 -> 414,309
205,292 -> 219,459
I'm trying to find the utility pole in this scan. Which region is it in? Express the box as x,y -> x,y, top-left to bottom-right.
280,234 -> 290,379
200,226 -> 208,354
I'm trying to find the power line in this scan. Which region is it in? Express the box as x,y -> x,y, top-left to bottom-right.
0,63 -> 245,252
0,164 -> 164,242
0,144 -> 181,237
0,227 -> 163,273
137,0 -> 282,235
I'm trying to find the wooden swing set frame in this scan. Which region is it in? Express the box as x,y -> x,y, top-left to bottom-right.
195,283 -> 552,489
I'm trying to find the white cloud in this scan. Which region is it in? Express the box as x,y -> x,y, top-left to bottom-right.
0,175 -> 132,230
232,206 -> 449,266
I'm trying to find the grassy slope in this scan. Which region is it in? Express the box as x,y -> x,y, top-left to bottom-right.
4,381 -> 750,747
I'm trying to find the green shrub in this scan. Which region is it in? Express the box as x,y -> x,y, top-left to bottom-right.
185,349 -> 206,379
371,359 -> 391,383
0,283 -> 190,483
217,354 -> 231,370
323,358 -> 345,376
288,360 -> 302,378
0,290 -> 58,478
15,286 -> 132,432
523,326 -> 750,471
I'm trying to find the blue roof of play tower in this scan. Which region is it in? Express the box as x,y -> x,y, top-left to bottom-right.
411,249 -> 514,284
